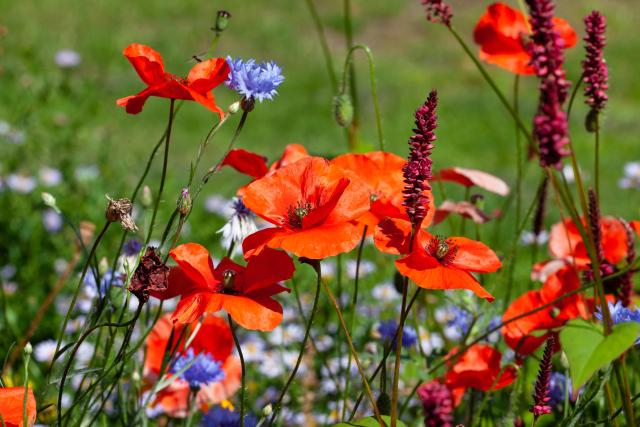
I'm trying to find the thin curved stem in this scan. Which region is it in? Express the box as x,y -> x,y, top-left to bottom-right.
340,45 -> 385,150
145,99 -> 176,246
321,275 -> 383,425
304,0 -> 338,92
267,262 -> 322,426
228,315 -> 246,427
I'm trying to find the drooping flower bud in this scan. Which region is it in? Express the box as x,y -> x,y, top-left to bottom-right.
332,94 -> 354,128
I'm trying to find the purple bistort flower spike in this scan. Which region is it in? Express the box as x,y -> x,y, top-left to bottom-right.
417,381 -> 454,427
225,57 -> 284,102
530,335 -> 555,418
583,11 -> 608,114
525,0 -> 571,169
421,0 -> 453,26
403,90 -> 437,229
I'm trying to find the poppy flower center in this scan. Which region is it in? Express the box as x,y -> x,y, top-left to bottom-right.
370,193 -> 379,202
220,270 -> 241,295
287,201 -> 313,229
426,235 -> 458,266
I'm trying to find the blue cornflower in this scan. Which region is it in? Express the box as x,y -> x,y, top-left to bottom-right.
443,305 -> 474,340
225,57 -> 284,102
83,269 -> 124,295
548,372 -> 571,408
596,302 -> 640,344
123,238 -> 142,256
171,348 -> 225,390
378,320 -> 417,348
201,406 -> 257,427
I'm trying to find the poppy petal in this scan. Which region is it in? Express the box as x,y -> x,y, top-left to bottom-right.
169,243 -> 218,289
116,87 -> 155,115
171,292 -> 216,324
267,222 -> 365,259
270,144 -> 310,171
187,88 -> 225,119
447,236 -> 502,273
374,217 -> 413,255
187,58 -> 230,93
244,248 -> 295,293
0,387 -> 37,427
123,43 -> 166,86
396,259 -> 495,301
220,149 -> 269,179
242,227 -> 284,259
150,266 -> 204,300
435,167 -> 510,196
222,294 -> 284,331
302,177 -> 350,228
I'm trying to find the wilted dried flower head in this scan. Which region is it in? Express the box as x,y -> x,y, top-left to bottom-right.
106,196 -> 137,232
128,247 -> 169,303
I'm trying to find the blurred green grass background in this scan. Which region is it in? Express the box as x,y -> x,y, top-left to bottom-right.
1,0 -> 639,341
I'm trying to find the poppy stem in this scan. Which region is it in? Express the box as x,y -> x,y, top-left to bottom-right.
304,0 -> 339,92
390,275 -> 409,427
228,315 -> 246,427
321,272 -> 384,425
341,225 -> 367,421
446,26 -> 534,151
267,261 -> 322,426
145,98 -> 176,247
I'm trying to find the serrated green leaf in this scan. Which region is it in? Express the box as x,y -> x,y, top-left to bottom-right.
560,319 -> 640,393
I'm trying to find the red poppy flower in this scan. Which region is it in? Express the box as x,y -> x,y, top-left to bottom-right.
434,167 -> 510,196
0,387 -> 37,427
374,218 -> 500,301
502,264 -> 587,355
117,44 -> 229,116
549,216 -> 628,268
152,243 -> 293,331
433,200 -> 495,226
242,157 -> 371,259
473,2 -> 577,75
144,314 -> 240,417
331,151 -> 435,232
445,344 -> 516,393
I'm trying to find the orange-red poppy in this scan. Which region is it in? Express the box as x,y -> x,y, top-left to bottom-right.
144,314 -> 240,417
549,216 -> 629,269
152,243 -> 293,331
434,167 -> 510,196
331,151 -> 435,232
502,264 -> 588,355
374,218 -> 500,301
0,387 -> 37,427
117,44 -> 229,116
473,2 -> 577,75
242,157 -> 371,259
445,344 -> 516,394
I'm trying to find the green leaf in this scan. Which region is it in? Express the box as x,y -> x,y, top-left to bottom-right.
333,415 -> 406,427
560,319 -> 640,393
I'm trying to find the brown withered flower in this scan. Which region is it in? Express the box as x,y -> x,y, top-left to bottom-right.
106,195 -> 138,232
128,247 -> 169,302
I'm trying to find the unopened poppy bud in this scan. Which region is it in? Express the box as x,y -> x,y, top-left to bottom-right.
393,270 -> 404,294
214,10 -> 231,32
24,342 -> 32,356
376,391 -> 391,415
178,187 -> 191,217
262,404 -> 273,417
241,96 -> 255,112
106,196 -> 138,232
42,192 -> 61,213
141,185 -> 153,208
228,101 -> 241,115
332,94 -> 353,128
98,257 -> 109,275
585,109 -> 598,133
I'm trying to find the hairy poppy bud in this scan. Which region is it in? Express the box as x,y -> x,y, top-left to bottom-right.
332,94 -> 353,127
141,185 -> 153,208
585,109 -> 598,133
42,192 -> 61,213
178,187 -> 191,217
128,247 -> 169,303
106,196 -> 138,232
376,391 -> 391,415
24,342 -> 32,356
214,10 -> 231,32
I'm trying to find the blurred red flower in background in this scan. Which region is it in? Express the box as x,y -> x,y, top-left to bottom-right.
117,44 -> 229,116
473,2 -> 577,74
445,344 -> 516,394
0,387 -> 37,427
